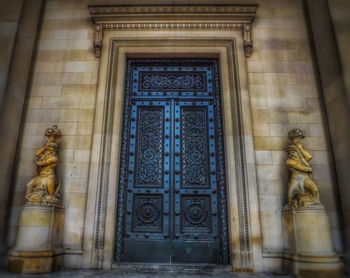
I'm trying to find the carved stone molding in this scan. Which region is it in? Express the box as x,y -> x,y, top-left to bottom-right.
243,23 -> 253,58
88,5 -> 258,58
88,5 -> 258,16
93,24 -> 103,58
83,38 -> 260,270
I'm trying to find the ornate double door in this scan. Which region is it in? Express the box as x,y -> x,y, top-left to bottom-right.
116,59 -> 229,264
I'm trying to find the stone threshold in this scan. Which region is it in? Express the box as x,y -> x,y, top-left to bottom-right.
113,263 -> 232,273
0,270 -> 293,278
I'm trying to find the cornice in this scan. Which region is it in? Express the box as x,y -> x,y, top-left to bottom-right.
89,5 -> 257,20
88,5 -> 258,58
101,22 -> 244,30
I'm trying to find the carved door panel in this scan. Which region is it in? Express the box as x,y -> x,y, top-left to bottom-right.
116,59 -> 229,264
172,101 -> 221,263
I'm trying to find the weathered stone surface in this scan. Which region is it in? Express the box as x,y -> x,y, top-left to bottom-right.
0,270 -> 293,278
4,0 -> 345,273
282,207 -> 343,277
8,204 -> 64,274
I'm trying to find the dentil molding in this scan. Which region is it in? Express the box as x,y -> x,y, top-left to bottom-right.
88,5 -> 258,58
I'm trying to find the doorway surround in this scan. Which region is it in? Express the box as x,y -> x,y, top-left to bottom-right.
83,5 -> 262,272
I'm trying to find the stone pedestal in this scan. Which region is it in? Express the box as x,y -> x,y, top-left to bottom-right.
282,206 -> 343,277
8,204 -> 64,273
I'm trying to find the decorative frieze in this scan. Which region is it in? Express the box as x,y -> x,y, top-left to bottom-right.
88,5 -> 258,58
88,5 -> 258,16
101,22 -> 244,30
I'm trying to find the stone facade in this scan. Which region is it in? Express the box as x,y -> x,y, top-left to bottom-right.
0,0 -> 44,265
3,0 -> 347,274
307,0 -> 350,272
249,1 -> 343,270
0,0 -> 24,259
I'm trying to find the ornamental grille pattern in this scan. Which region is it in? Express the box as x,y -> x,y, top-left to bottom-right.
181,196 -> 211,233
135,108 -> 163,187
139,71 -> 207,92
132,195 -> 163,232
181,108 -> 209,188
116,59 -> 230,264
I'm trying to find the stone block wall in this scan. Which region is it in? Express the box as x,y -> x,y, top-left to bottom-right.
306,0 -> 350,272
249,0 -> 343,270
7,0 -> 344,271
7,0 -> 98,268
0,0 -> 44,266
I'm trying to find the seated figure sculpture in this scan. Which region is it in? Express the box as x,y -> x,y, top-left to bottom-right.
25,125 -> 62,205
286,128 -> 321,208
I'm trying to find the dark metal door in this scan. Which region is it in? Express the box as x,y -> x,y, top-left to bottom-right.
115,59 -> 229,264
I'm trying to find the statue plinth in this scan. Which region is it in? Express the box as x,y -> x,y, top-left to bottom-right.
8,204 -> 64,273
282,206 -> 343,277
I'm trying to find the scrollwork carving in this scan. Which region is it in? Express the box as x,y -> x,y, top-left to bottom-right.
139,72 -> 206,92
135,108 -> 163,187
93,24 -> 103,58
243,23 -> 253,58
182,108 -> 209,187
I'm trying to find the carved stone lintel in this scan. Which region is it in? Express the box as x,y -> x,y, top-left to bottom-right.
89,5 -> 258,59
93,24 -> 103,58
243,23 -> 253,58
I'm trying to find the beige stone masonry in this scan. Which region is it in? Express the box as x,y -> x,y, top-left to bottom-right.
8,204 -> 64,273
7,0 -> 343,273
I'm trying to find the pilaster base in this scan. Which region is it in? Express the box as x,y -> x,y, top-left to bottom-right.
8,249 -> 63,274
